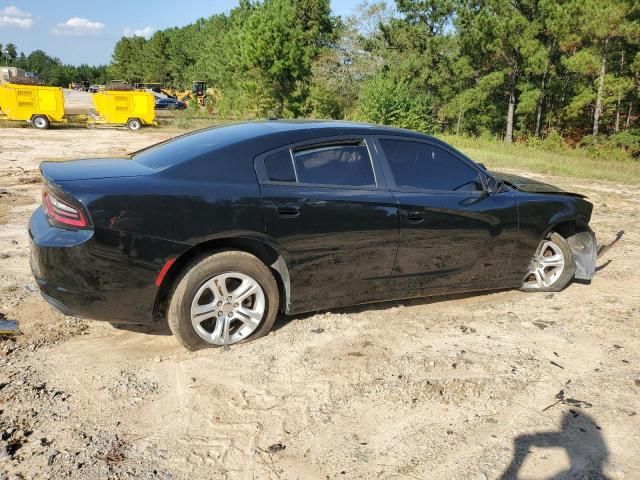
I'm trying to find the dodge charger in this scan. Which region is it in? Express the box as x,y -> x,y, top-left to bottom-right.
29,121 -> 599,349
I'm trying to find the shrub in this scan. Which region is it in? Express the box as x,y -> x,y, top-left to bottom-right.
354,74 -> 435,134
524,129 -> 566,152
608,129 -> 640,157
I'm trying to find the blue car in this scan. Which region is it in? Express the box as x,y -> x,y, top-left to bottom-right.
155,98 -> 186,110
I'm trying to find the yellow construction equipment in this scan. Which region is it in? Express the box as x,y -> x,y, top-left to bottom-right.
134,82 -> 162,94
191,81 -> 207,105
0,80 -> 156,131
0,83 -> 65,129
158,81 -> 211,106
91,90 -> 156,131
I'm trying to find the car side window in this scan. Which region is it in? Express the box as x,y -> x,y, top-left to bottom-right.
379,139 -> 482,191
264,150 -> 296,182
292,142 -> 375,187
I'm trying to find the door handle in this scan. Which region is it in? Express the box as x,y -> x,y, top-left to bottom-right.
276,204 -> 301,218
405,211 -> 424,224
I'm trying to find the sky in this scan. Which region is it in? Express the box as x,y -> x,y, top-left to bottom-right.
0,0 -> 361,66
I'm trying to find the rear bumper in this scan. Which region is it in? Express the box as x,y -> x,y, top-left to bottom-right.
29,206 -> 178,324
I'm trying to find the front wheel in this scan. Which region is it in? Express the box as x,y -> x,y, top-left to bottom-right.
167,251 -> 279,350
521,232 -> 576,292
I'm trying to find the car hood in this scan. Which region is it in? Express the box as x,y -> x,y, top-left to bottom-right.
490,171 -> 586,198
40,157 -> 154,182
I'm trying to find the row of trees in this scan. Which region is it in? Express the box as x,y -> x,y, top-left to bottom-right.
5,0 -> 640,145
110,0 -> 335,118
1,42 -> 108,87
109,0 -> 640,144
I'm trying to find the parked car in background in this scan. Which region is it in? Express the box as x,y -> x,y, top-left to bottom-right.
154,98 -> 187,110
29,121 -> 599,350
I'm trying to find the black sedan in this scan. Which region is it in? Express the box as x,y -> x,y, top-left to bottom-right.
29,121 -> 598,350
154,97 -> 187,110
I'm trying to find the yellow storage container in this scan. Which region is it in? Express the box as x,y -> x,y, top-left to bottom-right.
92,90 -> 155,130
0,83 -> 65,128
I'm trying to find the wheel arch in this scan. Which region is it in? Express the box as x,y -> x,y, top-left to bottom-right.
542,214 -> 590,240
153,235 -> 291,322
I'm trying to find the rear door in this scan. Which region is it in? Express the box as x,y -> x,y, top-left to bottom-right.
255,137 -> 399,312
375,136 -> 519,293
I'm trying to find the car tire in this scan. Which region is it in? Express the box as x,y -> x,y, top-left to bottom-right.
521,232 -> 576,292
126,118 -> 142,131
167,250 -> 279,350
31,115 -> 50,130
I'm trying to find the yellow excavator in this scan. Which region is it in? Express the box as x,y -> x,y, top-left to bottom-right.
158,81 -> 208,106
135,81 -> 220,107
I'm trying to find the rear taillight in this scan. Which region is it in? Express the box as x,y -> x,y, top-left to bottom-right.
42,188 -> 89,229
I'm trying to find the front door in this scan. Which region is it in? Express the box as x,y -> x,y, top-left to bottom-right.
375,137 -> 518,293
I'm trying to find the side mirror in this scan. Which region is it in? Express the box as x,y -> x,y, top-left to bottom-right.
485,175 -> 504,194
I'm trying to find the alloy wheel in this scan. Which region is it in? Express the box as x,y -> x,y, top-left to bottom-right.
523,239 -> 566,289
190,272 -> 265,345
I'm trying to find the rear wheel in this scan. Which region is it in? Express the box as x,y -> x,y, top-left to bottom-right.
31,115 -> 50,130
167,251 -> 279,350
126,118 -> 142,131
522,232 -> 576,292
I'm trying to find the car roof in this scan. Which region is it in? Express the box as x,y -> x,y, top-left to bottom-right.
132,120 -> 445,173
209,119 -> 425,136
174,119 -> 433,147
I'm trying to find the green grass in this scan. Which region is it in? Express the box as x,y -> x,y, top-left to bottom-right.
441,134 -> 640,184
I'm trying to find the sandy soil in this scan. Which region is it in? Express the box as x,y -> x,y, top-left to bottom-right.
0,127 -> 638,480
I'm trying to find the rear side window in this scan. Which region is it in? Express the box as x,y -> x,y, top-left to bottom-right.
292,142 -> 375,187
379,139 -> 482,191
264,150 -> 296,182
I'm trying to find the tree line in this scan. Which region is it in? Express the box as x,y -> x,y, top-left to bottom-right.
5,0 -> 640,148
0,42 -> 108,87
109,0 -> 639,146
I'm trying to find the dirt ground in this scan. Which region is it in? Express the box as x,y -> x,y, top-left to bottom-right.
0,127 -> 638,480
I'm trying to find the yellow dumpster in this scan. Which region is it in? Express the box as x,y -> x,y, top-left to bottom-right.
0,83 -> 65,129
92,90 -> 155,131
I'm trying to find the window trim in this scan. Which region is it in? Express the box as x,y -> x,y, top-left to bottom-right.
373,135 -> 488,194
264,147 -> 298,183
254,136 -> 385,190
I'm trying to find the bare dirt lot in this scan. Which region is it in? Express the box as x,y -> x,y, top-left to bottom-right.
0,127 -> 638,480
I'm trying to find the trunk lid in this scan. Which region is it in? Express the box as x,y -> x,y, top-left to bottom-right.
40,157 -> 154,182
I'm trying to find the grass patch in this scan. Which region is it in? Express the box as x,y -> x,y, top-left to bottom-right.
442,134 -> 640,184
155,109 -> 235,130
157,114 -> 218,130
